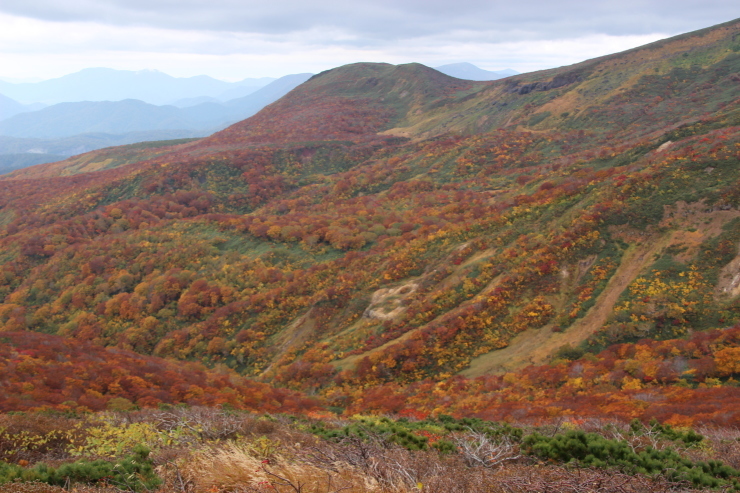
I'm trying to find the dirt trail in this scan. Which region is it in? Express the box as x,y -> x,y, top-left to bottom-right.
259,308 -> 317,378
461,236 -> 668,377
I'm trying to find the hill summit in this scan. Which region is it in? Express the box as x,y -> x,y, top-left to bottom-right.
202,63 -> 480,146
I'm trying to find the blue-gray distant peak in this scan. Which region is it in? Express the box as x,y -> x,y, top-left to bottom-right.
434,63 -> 519,81
0,93 -> 45,120
0,94 -> 27,120
0,68 -> 276,106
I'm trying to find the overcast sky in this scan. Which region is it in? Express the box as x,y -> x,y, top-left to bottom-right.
0,1 -> 737,82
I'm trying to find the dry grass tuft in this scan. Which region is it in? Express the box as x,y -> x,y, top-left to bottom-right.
490,464 -> 699,493
695,426 -> 740,469
177,441 -> 381,492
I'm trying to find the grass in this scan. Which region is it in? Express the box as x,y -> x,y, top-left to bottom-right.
3,408 -> 740,492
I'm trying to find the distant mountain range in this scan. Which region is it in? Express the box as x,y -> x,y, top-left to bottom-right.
0,67 -> 276,106
0,64 -> 514,108
435,63 -> 518,80
0,73 -> 312,160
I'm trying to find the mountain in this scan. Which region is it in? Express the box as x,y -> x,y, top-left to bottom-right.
0,94 -> 27,120
169,96 -> 221,108
0,68 -> 275,105
0,131 -> 201,158
0,74 -> 314,141
0,18 -> 739,428
434,62 -> 518,80
215,77 -> 279,101
220,73 -> 314,116
0,100 -> 197,139
178,73 -> 314,131
0,153 -> 67,175
0,94 -> 45,120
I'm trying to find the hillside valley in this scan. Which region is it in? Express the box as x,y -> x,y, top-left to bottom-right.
0,17 -> 739,432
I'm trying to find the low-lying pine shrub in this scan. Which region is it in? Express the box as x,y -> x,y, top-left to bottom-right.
309,415 -> 524,453
0,444 -> 160,492
523,430 -> 740,490
630,418 -> 704,445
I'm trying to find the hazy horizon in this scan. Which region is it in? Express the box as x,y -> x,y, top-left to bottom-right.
0,1 -> 736,82
0,62 -> 517,86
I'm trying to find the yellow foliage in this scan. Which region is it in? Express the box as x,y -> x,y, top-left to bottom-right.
714,347 -> 740,376
621,376 -> 643,390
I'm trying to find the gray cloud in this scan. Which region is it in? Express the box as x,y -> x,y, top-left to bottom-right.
0,0 -> 737,81
1,0 -> 737,43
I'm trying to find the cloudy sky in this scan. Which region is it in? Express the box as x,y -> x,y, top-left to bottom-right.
0,0 -> 737,82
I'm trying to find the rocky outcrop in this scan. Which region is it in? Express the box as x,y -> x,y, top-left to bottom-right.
506,71 -> 584,95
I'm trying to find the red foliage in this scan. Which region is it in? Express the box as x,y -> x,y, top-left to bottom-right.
0,331 -> 322,414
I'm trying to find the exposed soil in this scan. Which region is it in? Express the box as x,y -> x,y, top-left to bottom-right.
259,308 -> 318,377
363,280 -> 420,321
332,250 -> 501,372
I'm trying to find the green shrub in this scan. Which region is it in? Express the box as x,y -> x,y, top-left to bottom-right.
431,439 -> 456,454
0,444 -> 161,492
554,344 -> 585,361
528,112 -> 551,126
522,430 -> 738,489
630,418 -> 704,445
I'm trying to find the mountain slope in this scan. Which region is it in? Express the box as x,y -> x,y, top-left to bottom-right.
0,19 -> 738,419
380,19 -> 740,141
3,138 -> 199,179
0,331 -> 320,412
